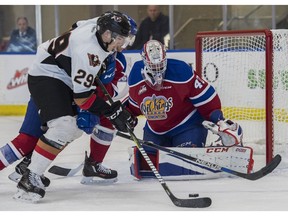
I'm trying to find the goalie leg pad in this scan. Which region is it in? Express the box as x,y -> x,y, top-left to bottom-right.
129,146 -> 254,180
128,145 -> 206,179
128,146 -> 159,180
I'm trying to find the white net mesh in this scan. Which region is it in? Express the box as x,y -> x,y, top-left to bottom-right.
197,29 -> 288,166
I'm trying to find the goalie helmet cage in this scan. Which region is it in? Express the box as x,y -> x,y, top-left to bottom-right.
195,29 -> 288,165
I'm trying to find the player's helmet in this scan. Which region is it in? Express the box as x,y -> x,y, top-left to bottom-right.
141,40 -> 167,91
121,15 -> 138,48
97,11 -> 131,37
127,15 -> 137,36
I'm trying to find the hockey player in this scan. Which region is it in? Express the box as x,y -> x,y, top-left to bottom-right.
125,40 -> 244,179
0,52 -> 125,183
79,15 -> 138,184
11,11 -> 135,202
0,14 -> 138,185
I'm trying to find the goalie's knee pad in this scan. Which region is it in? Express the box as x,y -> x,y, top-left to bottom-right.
44,116 -> 83,147
91,124 -> 116,145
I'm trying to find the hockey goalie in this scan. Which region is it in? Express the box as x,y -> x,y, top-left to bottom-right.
126,40 -> 254,180
128,120 -> 254,180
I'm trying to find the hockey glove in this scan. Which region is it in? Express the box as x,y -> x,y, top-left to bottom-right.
202,119 -> 243,147
77,109 -> 100,134
103,101 -> 137,133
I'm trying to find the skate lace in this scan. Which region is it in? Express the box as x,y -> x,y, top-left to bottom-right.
96,163 -> 112,174
29,171 -> 45,189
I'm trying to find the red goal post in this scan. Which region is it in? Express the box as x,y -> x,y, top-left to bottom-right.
195,29 -> 288,164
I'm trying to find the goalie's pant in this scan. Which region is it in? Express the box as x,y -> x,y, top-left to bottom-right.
129,124 -> 208,179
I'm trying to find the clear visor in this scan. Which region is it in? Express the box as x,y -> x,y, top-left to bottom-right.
121,35 -> 136,49
111,32 -> 128,47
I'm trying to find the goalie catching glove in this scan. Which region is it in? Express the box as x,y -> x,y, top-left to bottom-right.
202,119 -> 243,147
103,101 -> 137,133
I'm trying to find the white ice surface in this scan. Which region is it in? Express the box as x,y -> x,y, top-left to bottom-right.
0,116 -> 288,212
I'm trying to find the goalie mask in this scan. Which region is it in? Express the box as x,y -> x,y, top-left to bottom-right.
141,40 -> 167,91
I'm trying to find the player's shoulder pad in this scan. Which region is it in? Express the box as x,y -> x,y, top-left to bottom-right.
165,59 -> 194,82
74,17 -> 98,28
116,52 -> 127,72
128,60 -> 145,86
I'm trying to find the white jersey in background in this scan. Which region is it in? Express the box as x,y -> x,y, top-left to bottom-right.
29,17 -> 112,96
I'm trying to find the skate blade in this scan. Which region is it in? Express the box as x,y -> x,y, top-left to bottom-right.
80,176 -> 118,185
8,172 -> 22,183
13,189 -> 42,203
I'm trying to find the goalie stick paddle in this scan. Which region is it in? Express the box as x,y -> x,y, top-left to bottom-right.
116,131 -> 282,181
94,76 -> 211,208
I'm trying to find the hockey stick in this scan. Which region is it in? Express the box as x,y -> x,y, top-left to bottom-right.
48,162 -> 84,177
94,76 -> 211,208
48,131 -> 281,181
115,131 -> 282,181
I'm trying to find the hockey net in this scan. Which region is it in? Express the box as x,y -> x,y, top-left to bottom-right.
195,29 -> 288,166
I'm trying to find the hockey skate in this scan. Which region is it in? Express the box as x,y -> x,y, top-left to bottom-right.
13,169 -> 46,203
8,156 -> 50,187
81,152 -> 118,185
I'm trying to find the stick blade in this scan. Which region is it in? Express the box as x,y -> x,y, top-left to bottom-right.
240,154 -> 282,180
48,165 -> 71,176
172,197 -> 212,208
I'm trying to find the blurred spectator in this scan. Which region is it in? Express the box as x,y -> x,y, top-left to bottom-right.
128,5 -> 169,50
277,14 -> 288,29
6,17 -> 37,52
0,37 -> 9,51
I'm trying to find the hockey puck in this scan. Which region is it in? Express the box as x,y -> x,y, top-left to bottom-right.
189,193 -> 199,198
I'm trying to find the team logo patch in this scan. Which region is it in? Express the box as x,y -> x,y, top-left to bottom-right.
111,15 -> 122,22
87,53 -> 101,67
140,94 -> 173,120
138,85 -> 147,95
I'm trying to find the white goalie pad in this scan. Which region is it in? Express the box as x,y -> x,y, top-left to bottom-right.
128,146 -> 254,180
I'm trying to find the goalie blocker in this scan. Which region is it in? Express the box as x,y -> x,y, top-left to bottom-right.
128,146 -> 254,180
